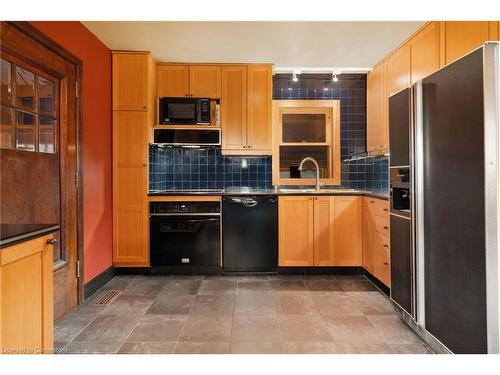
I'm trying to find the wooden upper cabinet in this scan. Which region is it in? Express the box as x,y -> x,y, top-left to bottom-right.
409,22 -> 441,84
189,65 -> 222,98
113,111 -> 149,266
246,65 -> 272,152
443,21 -> 495,65
333,196 -> 362,266
278,196 -> 314,266
113,52 -> 150,110
385,45 -> 410,97
221,66 -> 247,150
313,196 -> 335,266
157,64 -> 189,97
367,63 -> 385,154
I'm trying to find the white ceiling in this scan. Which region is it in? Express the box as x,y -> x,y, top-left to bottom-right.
83,21 -> 424,69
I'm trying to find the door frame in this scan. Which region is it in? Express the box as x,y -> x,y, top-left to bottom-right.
5,21 -> 84,304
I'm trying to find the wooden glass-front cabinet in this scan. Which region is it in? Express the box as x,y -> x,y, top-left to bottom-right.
278,195 -> 361,267
221,64 -> 272,155
272,100 -> 340,186
157,64 -> 221,99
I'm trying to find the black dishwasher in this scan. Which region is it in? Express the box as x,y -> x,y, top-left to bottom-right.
222,196 -> 278,272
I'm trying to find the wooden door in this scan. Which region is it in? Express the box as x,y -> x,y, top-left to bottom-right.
189,65 -> 221,98
157,64 -> 189,97
313,196 -> 335,266
113,111 -> 149,266
409,21 -> 441,84
221,66 -> 247,151
333,196 -> 362,266
112,52 -> 149,110
367,63 -> 385,153
246,65 -> 272,152
278,196 -> 314,266
443,21 -> 491,65
0,22 -> 82,320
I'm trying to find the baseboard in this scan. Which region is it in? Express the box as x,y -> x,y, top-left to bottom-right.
362,269 -> 391,296
84,266 -> 116,299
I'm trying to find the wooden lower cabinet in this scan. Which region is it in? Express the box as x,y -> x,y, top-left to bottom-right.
278,195 -> 362,267
363,197 -> 391,287
0,234 -> 54,354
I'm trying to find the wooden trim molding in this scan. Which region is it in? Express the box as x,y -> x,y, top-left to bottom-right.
83,266 -> 116,300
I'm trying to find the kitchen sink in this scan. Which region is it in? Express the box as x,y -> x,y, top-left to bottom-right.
278,188 -> 363,194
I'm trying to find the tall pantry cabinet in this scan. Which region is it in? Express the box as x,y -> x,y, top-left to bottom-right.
112,51 -> 156,266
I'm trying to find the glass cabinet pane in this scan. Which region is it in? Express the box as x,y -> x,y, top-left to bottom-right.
16,110 -> 35,151
279,146 -> 330,179
15,66 -> 35,110
38,76 -> 55,114
39,116 -> 56,153
282,113 -> 326,143
0,105 -> 14,149
1,58 -> 12,104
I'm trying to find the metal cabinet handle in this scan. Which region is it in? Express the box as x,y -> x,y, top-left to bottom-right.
46,238 -> 57,245
314,197 -> 318,200
383,226 -> 389,230
142,105 -> 147,110
370,200 -> 375,203
383,208 -> 388,212
383,262 -> 389,266
383,244 -> 389,248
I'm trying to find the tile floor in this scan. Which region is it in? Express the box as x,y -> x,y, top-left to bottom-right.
54,275 -> 434,354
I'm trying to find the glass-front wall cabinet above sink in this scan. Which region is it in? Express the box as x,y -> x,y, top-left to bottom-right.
272,100 -> 341,186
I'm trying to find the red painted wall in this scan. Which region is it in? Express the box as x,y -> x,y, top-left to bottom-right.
30,21 -> 112,284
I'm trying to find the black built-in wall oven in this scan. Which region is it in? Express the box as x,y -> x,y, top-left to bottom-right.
150,201 -> 220,267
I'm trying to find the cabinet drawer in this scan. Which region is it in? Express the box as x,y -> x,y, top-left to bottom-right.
373,238 -> 391,287
365,197 -> 389,217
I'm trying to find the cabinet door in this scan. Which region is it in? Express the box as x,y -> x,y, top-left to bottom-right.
385,45 -> 410,97
373,235 -> 391,287
157,64 -> 189,97
334,196 -> 362,266
221,66 -> 247,151
313,196 -> 335,266
278,196 -> 314,266
113,53 -> 149,110
409,22 -> 441,84
367,63 -> 385,153
113,111 -> 149,266
362,198 -> 375,273
444,21 -> 491,65
247,65 -> 272,152
189,65 -> 222,99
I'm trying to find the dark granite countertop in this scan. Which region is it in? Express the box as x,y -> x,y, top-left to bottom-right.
149,187 -> 389,201
0,224 -> 60,249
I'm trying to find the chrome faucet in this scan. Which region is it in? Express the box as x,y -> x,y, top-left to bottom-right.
298,157 -> 321,191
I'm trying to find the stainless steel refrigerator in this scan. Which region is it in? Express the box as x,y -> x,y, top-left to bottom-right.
389,42 -> 500,354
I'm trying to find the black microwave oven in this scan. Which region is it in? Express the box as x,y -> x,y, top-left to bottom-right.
159,97 -> 211,125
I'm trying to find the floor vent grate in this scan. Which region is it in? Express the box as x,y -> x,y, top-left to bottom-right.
92,290 -> 120,306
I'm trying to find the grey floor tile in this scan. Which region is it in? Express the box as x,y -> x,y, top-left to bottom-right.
312,293 -> 364,317
322,315 -> 386,344
231,316 -> 282,343
230,342 -> 286,354
233,294 -> 277,315
303,279 -> 343,292
73,314 -> 141,343
270,280 -> 307,292
160,279 -> 202,295
174,342 -> 230,354
100,294 -> 155,315
390,343 -> 435,354
191,295 -> 235,315
367,316 -> 425,345
235,280 -> 270,294
178,315 -> 232,343
278,315 -> 333,342
54,312 -> 97,343
121,276 -> 170,297
118,342 -> 176,354
275,294 -> 319,316
101,275 -> 139,291
147,294 -> 195,315
336,278 -> 379,292
126,315 -> 186,342
346,291 -> 397,316
284,341 -> 339,354
62,340 -> 123,354
197,279 -> 236,295
332,342 -> 396,354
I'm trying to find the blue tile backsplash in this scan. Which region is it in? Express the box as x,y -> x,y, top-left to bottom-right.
149,145 -> 272,191
149,73 -> 388,192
